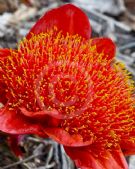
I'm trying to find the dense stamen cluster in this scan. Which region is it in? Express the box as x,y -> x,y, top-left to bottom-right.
0,27 -> 135,149
0,28 -> 94,113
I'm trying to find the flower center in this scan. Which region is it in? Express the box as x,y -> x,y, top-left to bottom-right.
0,28 -> 96,115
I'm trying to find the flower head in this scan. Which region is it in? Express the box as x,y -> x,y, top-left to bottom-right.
0,4 -> 135,169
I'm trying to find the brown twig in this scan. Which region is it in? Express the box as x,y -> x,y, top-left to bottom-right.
1,152 -> 46,169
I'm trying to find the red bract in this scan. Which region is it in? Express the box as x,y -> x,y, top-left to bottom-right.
0,4 -> 135,169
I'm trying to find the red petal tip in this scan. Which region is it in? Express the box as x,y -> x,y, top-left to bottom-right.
91,37 -> 116,60
27,4 -> 91,39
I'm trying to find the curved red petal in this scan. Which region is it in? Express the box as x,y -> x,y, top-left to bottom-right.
102,149 -> 128,169
0,83 -> 7,104
26,4 -> 91,39
91,38 -> 116,60
20,107 -> 62,119
0,49 -> 11,104
0,48 -> 11,60
65,146 -> 103,169
20,107 -> 60,127
64,147 -> 128,169
0,107 -> 43,136
44,128 -> 93,147
121,140 -> 135,156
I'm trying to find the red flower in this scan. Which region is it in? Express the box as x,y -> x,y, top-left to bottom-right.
0,4 -> 135,169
